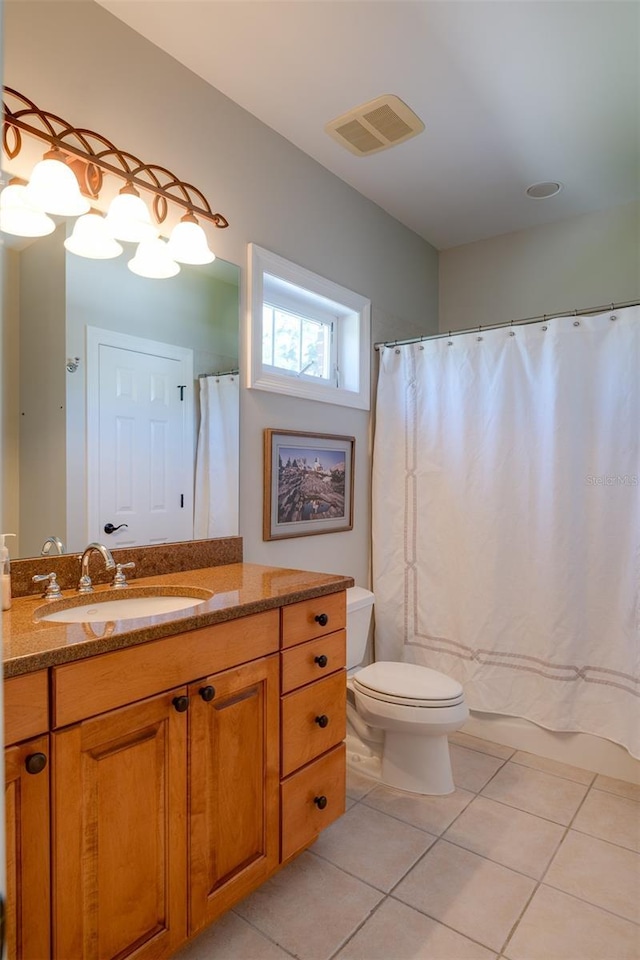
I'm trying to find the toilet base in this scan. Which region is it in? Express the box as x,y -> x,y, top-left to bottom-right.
346,732 -> 382,782
382,731 -> 455,795
346,722 -> 457,796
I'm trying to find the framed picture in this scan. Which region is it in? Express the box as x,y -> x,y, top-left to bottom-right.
264,429 -> 355,540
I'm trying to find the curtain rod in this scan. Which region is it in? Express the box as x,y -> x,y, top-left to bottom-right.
198,368 -> 239,378
374,298 -> 640,350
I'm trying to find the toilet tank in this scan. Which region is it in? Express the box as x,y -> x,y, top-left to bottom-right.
346,587 -> 375,669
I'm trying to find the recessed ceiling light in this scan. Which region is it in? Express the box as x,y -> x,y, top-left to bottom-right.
526,181 -> 563,199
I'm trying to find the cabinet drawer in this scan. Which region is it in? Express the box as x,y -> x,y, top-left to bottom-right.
281,744 -> 346,862
4,670 -> 49,745
281,670 -> 346,777
281,592 -> 346,649
52,610 -> 279,727
281,630 -> 346,695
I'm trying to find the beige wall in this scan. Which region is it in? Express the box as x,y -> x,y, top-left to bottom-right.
1,249 -> 21,554
439,202 -> 640,332
3,0 -> 439,586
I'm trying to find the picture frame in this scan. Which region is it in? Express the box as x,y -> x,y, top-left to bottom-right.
263,429 -> 355,540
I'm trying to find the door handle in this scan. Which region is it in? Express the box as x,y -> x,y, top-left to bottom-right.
104,522 -> 128,535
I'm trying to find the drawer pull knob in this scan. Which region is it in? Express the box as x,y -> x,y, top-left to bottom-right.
314,655 -> 328,668
25,753 -> 47,775
315,714 -> 329,728
314,613 -> 329,627
199,685 -> 216,702
314,795 -> 328,810
172,695 -> 189,713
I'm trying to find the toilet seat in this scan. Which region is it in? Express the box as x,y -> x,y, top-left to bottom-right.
353,661 -> 464,708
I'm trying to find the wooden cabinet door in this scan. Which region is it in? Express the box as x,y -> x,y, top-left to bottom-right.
5,736 -> 51,960
52,689 -> 188,960
188,655 -> 279,934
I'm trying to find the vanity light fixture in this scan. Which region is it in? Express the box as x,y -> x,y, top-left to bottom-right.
0,177 -> 55,237
166,212 -> 216,265
105,183 -> 157,243
64,210 -> 123,260
24,147 -> 90,216
1,86 -> 229,270
128,237 -> 180,279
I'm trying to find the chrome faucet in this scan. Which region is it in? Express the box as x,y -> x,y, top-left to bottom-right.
78,542 -> 116,594
41,536 -> 66,556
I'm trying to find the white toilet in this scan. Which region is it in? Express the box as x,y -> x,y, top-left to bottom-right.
346,587 -> 468,795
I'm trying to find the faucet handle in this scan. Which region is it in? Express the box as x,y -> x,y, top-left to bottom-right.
111,562 -> 136,589
32,572 -> 62,601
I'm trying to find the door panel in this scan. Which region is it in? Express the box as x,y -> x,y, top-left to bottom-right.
188,656 -> 279,934
4,736 -> 50,960
53,690 -> 187,960
86,327 -> 194,548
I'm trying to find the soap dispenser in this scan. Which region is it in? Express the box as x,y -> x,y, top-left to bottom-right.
1,533 -> 17,611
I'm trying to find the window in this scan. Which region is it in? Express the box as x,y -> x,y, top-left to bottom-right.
247,244 -> 371,409
262,304 -> 333,382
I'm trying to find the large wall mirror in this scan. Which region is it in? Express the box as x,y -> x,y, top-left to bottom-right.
1,224 -> 240,559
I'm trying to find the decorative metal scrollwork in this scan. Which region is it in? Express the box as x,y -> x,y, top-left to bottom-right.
2,86 -> 229,228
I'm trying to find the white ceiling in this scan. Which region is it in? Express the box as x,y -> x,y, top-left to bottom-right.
97,1 -> 639,250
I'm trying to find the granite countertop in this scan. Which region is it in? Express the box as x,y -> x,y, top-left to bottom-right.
3,562 -> 354,678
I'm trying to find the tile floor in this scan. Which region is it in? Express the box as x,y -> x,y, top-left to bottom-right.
175,732 -> 640,960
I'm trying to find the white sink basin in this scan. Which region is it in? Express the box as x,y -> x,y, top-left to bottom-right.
38,594 -> 208,624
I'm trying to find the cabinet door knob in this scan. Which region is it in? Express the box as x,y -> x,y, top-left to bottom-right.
199,685 -> 216,702
314,613 -> 329,627
315,714 -> 329,728
25,753 -> 47,775
172,695 -> 189,713
314,795 -> 328,810
314,654 -> 328,668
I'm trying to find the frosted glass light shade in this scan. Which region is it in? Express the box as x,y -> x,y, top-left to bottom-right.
25,151 -> 90,216
0,182 -> 56,237
64,212 -> 123,260
128,238 -> 180,279
166,215 -> 215,265
105,189 -> 157,243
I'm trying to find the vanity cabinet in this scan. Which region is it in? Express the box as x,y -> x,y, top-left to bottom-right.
4,671 -> 51,960
4,585 -> 348,959
50,610 -> 280,960
280,594 -> 347,862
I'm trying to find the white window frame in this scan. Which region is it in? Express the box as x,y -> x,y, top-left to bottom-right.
247,243 -> 371,410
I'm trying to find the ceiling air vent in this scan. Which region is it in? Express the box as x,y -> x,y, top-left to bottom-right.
325,95 -> 425,156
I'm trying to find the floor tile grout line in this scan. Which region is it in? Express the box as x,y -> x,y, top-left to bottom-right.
541,877 -> 640,927
588,784 -> 640,806
449,735 -> 517,761
356,790 -> 475,836
384,890 -> 506,956
325,894 -> 390,960
589,783 -> 640,803
307,838 -> 435,897
228,907 -> 300,958
569,822 -> 640,855
507,755 -> 598,787
308,829 -> 507,959
498,765 -> 600,957
474,783 -> 590,828
434,831 -> 553,884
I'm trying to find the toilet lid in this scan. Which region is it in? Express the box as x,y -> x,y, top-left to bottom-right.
353,661 -> 463,702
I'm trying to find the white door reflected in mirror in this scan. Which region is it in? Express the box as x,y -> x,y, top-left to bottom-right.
87,327 -> 194,547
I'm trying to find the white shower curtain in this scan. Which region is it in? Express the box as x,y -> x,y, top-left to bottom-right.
372,307 -> 640,758
194,374 -> 239,538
